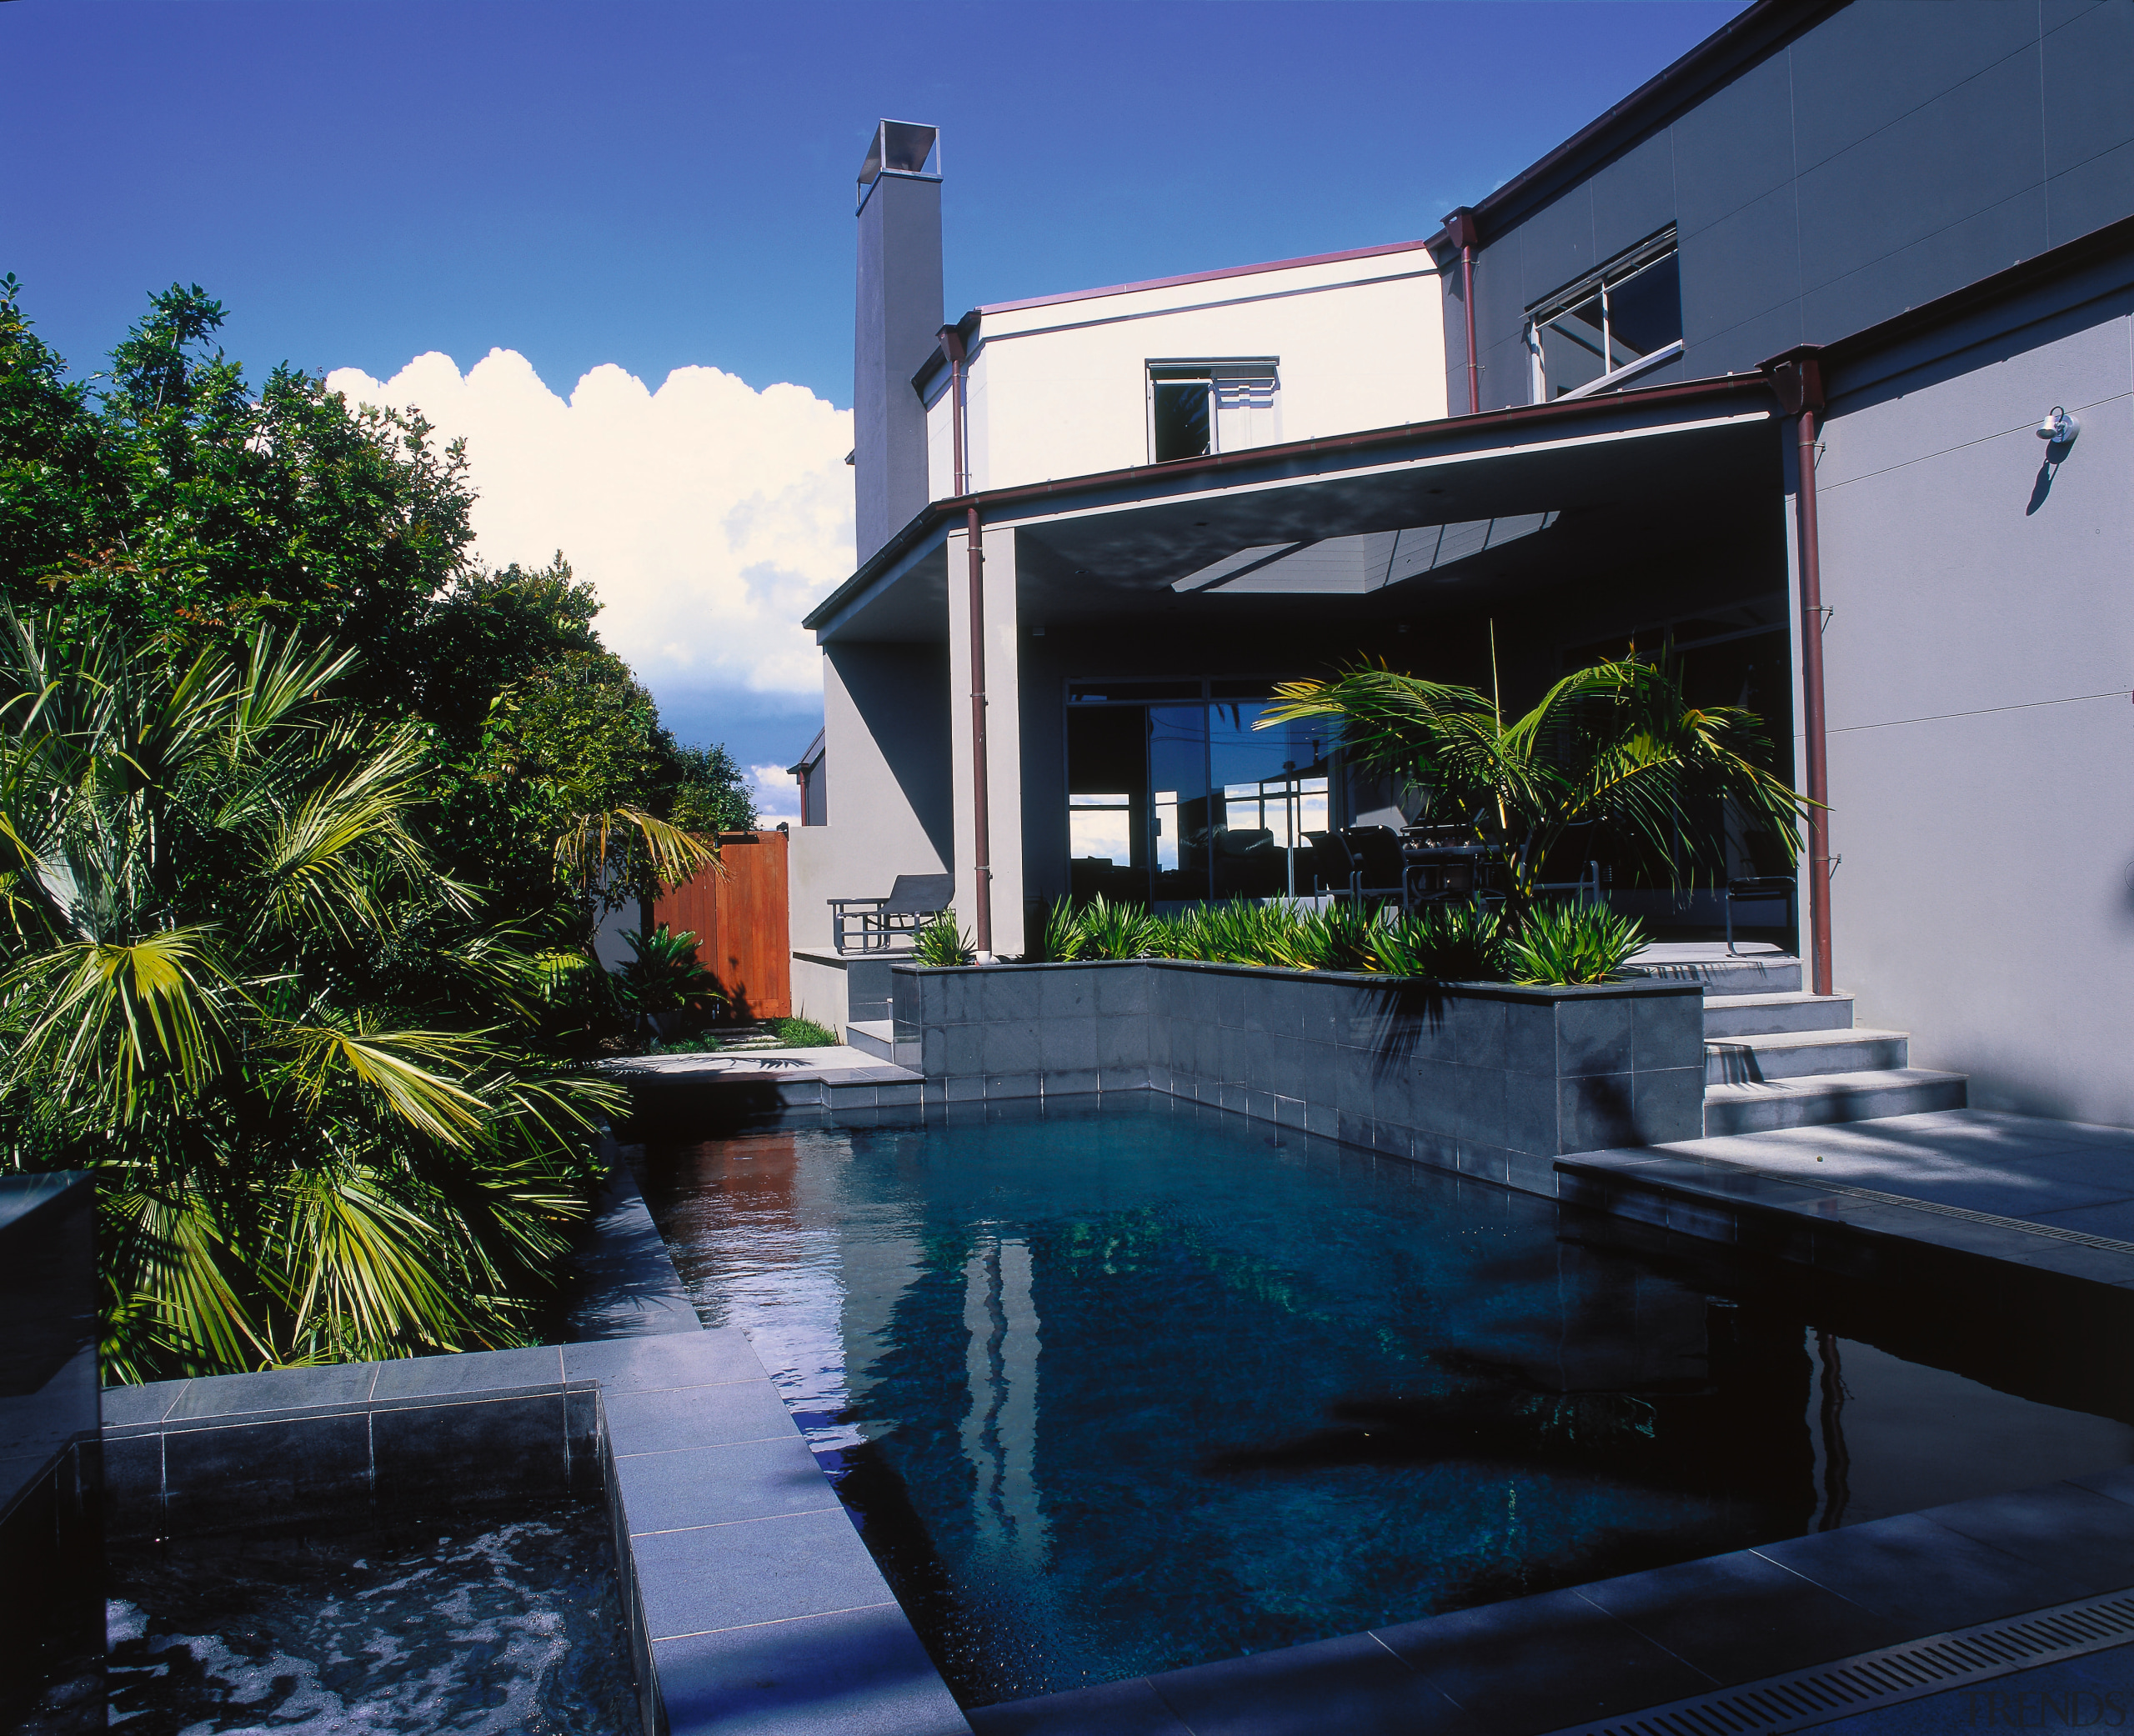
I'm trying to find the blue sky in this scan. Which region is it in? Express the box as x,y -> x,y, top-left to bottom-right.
4,0 -> 1743,798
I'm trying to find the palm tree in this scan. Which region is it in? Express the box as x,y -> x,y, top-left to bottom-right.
1258,655 -> 1806,923
0,616 -> 626,1379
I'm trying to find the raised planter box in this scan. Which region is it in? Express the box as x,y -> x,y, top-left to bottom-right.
891,960 -> 1703,1196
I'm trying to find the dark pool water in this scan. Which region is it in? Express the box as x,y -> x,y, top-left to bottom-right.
101,1501 -> 636,1736
634,1097 -> 2134,1708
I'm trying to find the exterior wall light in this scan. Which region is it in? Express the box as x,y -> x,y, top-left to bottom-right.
2036,406 -> 2080,446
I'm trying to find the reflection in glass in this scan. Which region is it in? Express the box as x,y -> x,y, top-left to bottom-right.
1150,379 -> 1211,463
1539,293 -> 1608,397
1149,705 -> 1210,904
1066,692 -> 1335,904
1530,244 -> 1683,398
1066,706 -> 1150,903
1210,703 -> 1333,899
1606,252 -> 1682,359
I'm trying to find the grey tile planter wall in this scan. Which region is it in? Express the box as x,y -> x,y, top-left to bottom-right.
892,961 -> 1703,1196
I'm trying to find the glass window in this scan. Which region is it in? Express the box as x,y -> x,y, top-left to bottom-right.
1064,688 -> 1335,906
1148,363 -> 1278,463
1064,706 -> 1150,904
1210,703 -> 1332,901
1527,238 -> 1681,400
1150,377 -> 1211,463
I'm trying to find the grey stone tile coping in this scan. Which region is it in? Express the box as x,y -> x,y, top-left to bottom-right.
968,1471 -> 2134,1736
603,1046 -> 899,1078
1558,1108 -> 2134,1293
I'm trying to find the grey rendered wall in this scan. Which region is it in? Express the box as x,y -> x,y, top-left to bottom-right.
1460,1 -> 2134,411
854,172 -> 944,565
1815,263 -> 2134,1123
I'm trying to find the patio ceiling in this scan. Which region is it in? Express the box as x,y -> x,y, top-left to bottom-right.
808,378 -> 1784,643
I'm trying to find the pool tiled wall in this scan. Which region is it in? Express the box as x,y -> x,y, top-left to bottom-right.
892,960 -> 1704,1193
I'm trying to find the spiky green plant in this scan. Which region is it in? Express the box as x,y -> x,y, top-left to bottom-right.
1290,900 -> 1382,972
1076,893 -> 1157,961
617,923 -> 725,1027
0,617 -> 619,1380
1036,897 -> 1086,963
913,908 -> 975,967
1372,902 -> 1510,982
1505,900 -> 1648,985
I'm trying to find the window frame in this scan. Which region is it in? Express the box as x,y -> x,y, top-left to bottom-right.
1524,231 -> 1681,403
1145,358 -> 1280,464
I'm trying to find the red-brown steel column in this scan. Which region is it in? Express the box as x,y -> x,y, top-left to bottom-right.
965,503 -> 992,956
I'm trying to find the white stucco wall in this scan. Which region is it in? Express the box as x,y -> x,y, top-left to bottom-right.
1815,292 -> 2134,1125
927,247 -> 1446,498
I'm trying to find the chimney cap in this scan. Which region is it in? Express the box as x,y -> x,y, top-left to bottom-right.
858,120 -> 940,207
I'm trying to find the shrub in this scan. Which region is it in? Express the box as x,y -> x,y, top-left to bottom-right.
1373,903 -> 1510,983
1036,897 -> 1086,963
1291,900 -> 1381,972
914,908 -> 976,966
768,1015 -> 839,1048
1077,893 -> 1157,960
1505,900 -> 1648,985
618,924 -> 726,1029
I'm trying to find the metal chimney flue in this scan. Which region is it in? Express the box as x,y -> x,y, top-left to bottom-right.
853,120 -> 944,565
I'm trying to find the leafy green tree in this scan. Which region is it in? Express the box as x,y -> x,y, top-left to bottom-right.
0,618 -> 621,1378
666,742 -> 757,835
0,277 -> 473,693
1,280 -> 750,934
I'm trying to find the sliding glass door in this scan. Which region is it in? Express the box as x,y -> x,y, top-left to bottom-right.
1066,681 -> 1334,908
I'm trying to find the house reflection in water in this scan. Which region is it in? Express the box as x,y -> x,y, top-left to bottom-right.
959,1234 -> 1049,1573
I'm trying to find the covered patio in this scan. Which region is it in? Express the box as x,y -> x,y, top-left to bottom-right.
800,373 -> 1800,963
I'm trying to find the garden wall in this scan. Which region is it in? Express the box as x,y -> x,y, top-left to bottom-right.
890,960 -> 1704,1196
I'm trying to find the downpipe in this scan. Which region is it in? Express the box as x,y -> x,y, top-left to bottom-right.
1765,347 -> 1833,998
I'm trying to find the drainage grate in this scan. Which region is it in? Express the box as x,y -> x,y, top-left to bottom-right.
1545,1589 -> 2134,1736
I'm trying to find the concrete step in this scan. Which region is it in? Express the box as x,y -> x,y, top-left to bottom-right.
1626,954 -> 1803,996
1703,991 -> 1856,1039
844,1018 -> 896,1063
1705,1026 -> 1907,1084
1703,1067 -> 1967,1135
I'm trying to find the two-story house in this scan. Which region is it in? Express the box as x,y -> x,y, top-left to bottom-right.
791,0 -> 2134,1131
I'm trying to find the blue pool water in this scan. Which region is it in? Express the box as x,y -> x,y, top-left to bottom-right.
635,1097 -> 2134,1708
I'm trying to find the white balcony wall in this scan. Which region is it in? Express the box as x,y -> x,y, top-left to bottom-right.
925,247 -> 1445,499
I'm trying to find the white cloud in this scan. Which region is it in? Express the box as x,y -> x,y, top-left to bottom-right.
748,761 -> 801,827
324,350 -> 852,697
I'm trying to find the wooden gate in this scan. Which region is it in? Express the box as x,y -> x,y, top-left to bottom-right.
649,830 -> 791,1023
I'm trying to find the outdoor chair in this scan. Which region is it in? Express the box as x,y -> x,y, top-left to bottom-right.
1306,828 -> 1411,909
829,873 -> 956,954
1723,876 -> 1797,954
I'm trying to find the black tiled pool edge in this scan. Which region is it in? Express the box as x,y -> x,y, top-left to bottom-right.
967,1469 -> 2134,1736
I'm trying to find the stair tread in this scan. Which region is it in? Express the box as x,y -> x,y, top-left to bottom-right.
1703,991 -> 1852,1009
1705,1065 -> 1966,1100
1706,1026 -> 1906,1051
847,1019 -> 894,1037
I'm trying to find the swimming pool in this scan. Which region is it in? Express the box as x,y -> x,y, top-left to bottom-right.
634,1096 -> 2134,1708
